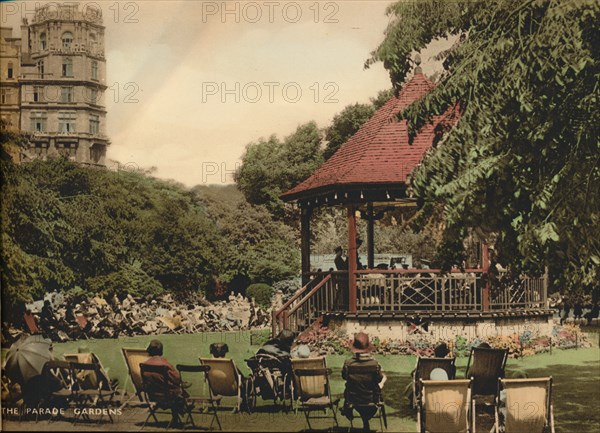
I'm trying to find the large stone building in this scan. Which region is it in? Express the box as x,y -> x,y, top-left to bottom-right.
0,3 -> 109,165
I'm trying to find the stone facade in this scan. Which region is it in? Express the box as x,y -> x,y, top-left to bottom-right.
0,27 -> 21,130
0,3 -> 109,165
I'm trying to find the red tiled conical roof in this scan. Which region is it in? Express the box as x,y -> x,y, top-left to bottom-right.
282,73 -> 452,202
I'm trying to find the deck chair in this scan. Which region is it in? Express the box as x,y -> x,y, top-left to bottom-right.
176,364 -> 222,430
121,348 -> 150,402
140,363 -> 188,429
494,377 -> 554,433
294,367 -> 339,430
64,353 -> 113,391
23,312 -> 40,334
70,361 -> 117,424
418,379 -> 475,433
412,357 -> 457,407
199,358 -> 244,412
343,364 -> 388,432
465,347 -> 508,401
291,357 -> 327,405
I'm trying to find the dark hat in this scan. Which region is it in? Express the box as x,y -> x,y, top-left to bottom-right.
147,339 -> 163,356
351,332 -> 374,353
334,246 -> 343,253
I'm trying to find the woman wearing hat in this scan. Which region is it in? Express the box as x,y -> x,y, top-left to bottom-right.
341,332 -> 387,431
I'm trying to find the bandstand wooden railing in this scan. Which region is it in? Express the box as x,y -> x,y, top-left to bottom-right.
272,269 -> 548,336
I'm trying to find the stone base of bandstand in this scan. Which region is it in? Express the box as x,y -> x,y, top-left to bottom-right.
324,309 -> 555,341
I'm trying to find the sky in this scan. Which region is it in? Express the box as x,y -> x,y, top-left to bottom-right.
3,1 -> 453,186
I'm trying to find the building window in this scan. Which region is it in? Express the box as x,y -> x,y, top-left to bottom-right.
7,62 -> 13,79
40,32 -> 46,50
59,142 -> 77,158
90,143 -> 104,163
89,114 -> 100,134
32,142 -> 48,156
61,87 -> 73,103
91,60 -> 98,80
62,57 -> 73,77
37,60 -> 44,76
62,32 -> 73,49
30,112 -> 47,132
58,112 -> 76,133
1,89 -> 7,104
89,88 -> 98,104
33,86 -> 42,102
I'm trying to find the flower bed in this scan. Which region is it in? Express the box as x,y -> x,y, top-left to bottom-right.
296,321 -> 592,357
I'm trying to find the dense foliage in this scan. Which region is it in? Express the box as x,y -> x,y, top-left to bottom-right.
323,90 -> 394,160
368,0 -> 599,292
192,185 -> 300,286
246,283 -> 275,309
234,122 -> 323,219
1,138 -> 300,312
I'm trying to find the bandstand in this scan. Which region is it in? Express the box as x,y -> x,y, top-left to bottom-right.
273,68 -> 552,340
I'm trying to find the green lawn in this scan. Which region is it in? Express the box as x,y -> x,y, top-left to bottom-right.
3,331 -> 599,432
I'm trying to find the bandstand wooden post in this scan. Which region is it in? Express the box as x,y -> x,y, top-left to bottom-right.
300,206 -> 312,287
366,202 -> 375,269
347,206 -> 357,313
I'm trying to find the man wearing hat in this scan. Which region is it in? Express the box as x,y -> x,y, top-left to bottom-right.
341,332 -> 387,431
141,339 -> 186,427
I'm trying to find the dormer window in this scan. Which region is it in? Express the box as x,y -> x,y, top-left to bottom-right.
40,32 -> 46,50
62,32 -> 73,49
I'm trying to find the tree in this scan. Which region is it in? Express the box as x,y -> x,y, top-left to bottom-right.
193,185 -> 300,287
235,122 -> 323,218
323,90 -> 394,160
324,103 -> 375,159
367,0 -> 599,291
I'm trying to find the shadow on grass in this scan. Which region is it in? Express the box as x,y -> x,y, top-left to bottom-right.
523,363 -> 600,433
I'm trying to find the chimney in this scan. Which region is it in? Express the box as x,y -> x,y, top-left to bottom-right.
20,18 -> 29,55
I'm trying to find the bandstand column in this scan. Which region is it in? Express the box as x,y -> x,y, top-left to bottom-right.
347,206 -> 357,313
367,202 -> 375,269
301,206 -> 312,286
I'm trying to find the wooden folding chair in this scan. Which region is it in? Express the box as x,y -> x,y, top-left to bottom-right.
343,364 -> 388,432
294,367 -> 339,430
70,361 -> 117,424
465,347 -> 508,403
176,364 -> 222,430
495,377 -> 554,433
412,357 -> 457,407
64,352 -> 114,391
199,358 -> 244,412
418,379 -> 475,433
121,347 -> 150,405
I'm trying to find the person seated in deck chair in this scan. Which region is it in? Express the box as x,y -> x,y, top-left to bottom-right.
209,342 -> 229,358
341,332 -> 387,432
434,342 -> 450,358
22,309 -> 40,334
257,329 -> 295,359
142,339 -> 187,427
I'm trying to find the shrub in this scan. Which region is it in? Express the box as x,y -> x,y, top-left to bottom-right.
246,283 -> 274,309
